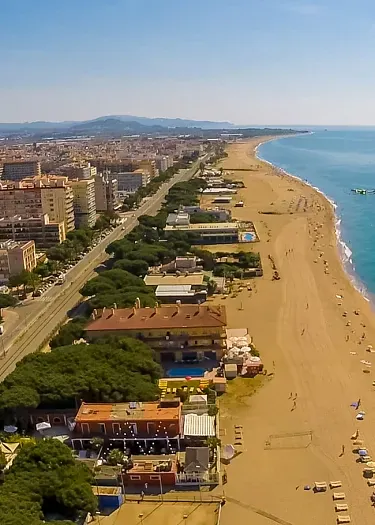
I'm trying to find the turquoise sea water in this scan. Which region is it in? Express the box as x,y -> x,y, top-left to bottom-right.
257,131 -> 375,300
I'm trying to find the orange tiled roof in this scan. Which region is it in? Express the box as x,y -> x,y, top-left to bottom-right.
85,304 -> 226,332
75,402 -> 180,422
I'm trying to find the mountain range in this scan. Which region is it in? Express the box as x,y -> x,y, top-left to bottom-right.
0,115 -> 234,134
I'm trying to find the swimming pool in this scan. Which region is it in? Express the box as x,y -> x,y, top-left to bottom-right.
167,368 -> 206,378
242,232 -> 256,242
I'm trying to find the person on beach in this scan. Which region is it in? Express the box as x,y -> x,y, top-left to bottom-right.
356,398 -> 361,410
301,328 -> 305,336
341,444 -> 345,456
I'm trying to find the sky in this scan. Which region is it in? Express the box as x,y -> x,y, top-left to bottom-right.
2,0 -> 375,125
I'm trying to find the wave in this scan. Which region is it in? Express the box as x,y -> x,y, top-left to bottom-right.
255,139 -> 373,305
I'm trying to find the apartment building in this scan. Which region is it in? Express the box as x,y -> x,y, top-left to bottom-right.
0,215 -> 65,248
69,178 -> 96,228
0,178 -> 75,233
115,170 -> 150,194
2,161 -> 41,181
59,162 -> 97,180
94,172 -> 120,212
0,240 -> 36,282
85,304 -> 227,362
156,156 -> 174,172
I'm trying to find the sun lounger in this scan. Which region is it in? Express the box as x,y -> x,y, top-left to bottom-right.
352,440 -> 364,446
367,480 -> 375,486
330,481 -> 342,489
335,503 -> 349,512
333,492 -> 346,500
314,481 -> 328,492
361,455 -> 372,462
189,387 -> 194,393
337,516 -> 351,524
167,388 -> 171,394
172,388 -> 177,394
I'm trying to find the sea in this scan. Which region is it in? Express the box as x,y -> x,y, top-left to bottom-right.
257,130 -> 375,302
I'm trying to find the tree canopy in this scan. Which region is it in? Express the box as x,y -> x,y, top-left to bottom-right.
0,294 -> 18,309
0,439 -> 96,525
0,338 -> 162,413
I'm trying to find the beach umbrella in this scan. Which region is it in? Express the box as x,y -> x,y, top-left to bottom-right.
3,425 -> 17,433
36,421 -> 52,431
356,414 -> 364,420
185,376 -> 192,381
359,449 -> 368,456
222,444 -> 236,460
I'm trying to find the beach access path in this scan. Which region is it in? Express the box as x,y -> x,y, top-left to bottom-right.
211,139 -> 375,525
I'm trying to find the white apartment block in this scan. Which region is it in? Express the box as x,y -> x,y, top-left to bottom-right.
115,171 -> 150,194
69,179 -> 96,228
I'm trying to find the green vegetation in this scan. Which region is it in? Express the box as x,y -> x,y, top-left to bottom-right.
212,251 -> 261,278
0,294 -> 18,309
0,338 -> 162,416
0,439 -> 97,525
189,212 -> 220,224
49,317 -> 87,348
80,268 -> 157,310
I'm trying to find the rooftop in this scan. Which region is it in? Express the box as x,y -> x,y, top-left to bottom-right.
165,222 -> 240,232
75,401 -> 180,422
85,304 -> 226,332
144,273 -> 204,287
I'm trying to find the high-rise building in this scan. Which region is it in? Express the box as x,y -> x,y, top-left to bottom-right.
94,172 -> 120,212
115,170 -> 150,194
69,178 -> 96,228
59,162 -> 97,180
0,177 -> 75,233
0,240 -> 36,282
0,215 -> 65,248
2,161 -> 41,181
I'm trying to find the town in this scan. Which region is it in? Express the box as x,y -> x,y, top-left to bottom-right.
0,132 -> 268,525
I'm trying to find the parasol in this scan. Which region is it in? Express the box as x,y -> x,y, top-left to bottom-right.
36,421 -> 52,431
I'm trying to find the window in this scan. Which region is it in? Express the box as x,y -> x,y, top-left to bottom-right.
112,423 -> 121,434
98,423 -> 106,434
81,423 -> 90,434
195,341 -> 198,345
150,475 -> 161,480
130,475 -> 141,480
129,423 -> 137,435
53,417 -> 62,424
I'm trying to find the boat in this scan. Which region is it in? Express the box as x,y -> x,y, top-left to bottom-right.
351,188 -> 375,195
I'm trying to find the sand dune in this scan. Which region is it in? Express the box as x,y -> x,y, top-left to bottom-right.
215,139 -> 375,524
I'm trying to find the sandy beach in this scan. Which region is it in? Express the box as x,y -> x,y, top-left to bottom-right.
209,137 -> 375,524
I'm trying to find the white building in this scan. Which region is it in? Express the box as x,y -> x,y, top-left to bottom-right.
69,179 -> 96,228
115,170 -> 150,194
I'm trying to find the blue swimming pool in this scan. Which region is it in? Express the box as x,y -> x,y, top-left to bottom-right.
243,232 -> 256,242
167,368 -> 206,378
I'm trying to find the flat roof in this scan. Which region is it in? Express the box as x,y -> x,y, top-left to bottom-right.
76,402 -> 180,422
85,304 -> 226,332
165,222 -> 239,232
144,274 -> 204,287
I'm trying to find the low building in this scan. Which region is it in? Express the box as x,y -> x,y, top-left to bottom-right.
0,215 -> 65,247
155,285 -> 207,304
166,211 -> 190,226
71,400 -> 182,450
70,178 -> 96,228
85,304 -> 227,362
183,206 -> 231,221
95,172 -> 120,212
164,221 -> 258,245
115,171 -> 149,194
0,240 -> 36,282
144,274 -> 207,304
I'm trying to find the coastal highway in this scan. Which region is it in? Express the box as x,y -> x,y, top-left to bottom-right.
0,159 -> 203,381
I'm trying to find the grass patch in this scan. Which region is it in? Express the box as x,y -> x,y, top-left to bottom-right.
219,375 -> 267,409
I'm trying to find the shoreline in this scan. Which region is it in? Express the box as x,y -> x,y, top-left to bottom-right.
255,135 -> 374,306
214,137 -> 375,525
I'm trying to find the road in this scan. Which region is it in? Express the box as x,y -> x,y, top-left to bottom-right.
0,160 -> 203,381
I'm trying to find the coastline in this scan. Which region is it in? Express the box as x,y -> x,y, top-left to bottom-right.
255,136 -> 373,305
212,137 -> 375,525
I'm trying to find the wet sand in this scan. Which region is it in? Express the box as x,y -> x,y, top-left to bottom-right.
209,138 -> 375,524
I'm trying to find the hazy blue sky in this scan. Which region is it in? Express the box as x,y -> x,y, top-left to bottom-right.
2,0 -> 375,125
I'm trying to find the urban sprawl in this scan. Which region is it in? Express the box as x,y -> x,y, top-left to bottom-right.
0,135 -> 265,524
